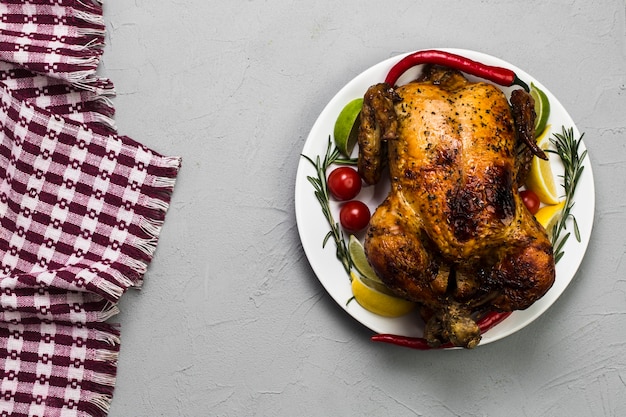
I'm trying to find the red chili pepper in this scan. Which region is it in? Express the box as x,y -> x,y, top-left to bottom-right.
385,50 -> 529,92
478,311 -> 512,333
370,334 -> 453,350
370,311 -> 513,350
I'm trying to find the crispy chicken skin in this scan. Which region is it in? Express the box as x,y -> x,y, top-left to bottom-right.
358,66 -> 555,348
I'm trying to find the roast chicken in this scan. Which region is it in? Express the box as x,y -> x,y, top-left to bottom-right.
358,65 -> 555,348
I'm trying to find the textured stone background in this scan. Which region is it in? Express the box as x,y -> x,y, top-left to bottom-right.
101,0 -> 625,415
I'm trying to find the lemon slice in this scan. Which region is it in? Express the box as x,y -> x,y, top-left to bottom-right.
525,125 -> 560,205
535,200 -> 566,235
531,83 -> 550,138
348,235 -> 381,283
350,272 -> 416,318
334,98 -> 363,157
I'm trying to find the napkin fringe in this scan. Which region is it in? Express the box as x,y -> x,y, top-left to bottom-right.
79,0 -> 104,8
99,272 -> 135,300
84,395 -> 114,417
68,0 -> 106,80
75,8 -> 105,29
122,259 -> 149,283
69,73 -> 112,95
153,175 -> 179,189
90,112 -> 117,133
111,157 -> 181,290
99,301 -> 120,322
144,195 -> 173,212
82,78 -> 117,132
82,322 -> 119,417
74,0 -> 105,27
60,0 -> 111,110
130,219 -> 165,273
93,323 -> 121,346
94,166 -> 181,296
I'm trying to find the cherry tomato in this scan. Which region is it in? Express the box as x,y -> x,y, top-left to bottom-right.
340,200 -> 370,232
520,189 -> 540,215
327,167 -> 362,201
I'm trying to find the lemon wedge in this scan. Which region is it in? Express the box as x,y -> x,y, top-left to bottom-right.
334,98 -> 363,157
531,83 -> 550,138
350,272 -> 416,318
535,200 -> 566,235
525,125 -> 560,205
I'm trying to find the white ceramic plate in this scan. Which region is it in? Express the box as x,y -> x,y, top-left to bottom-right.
295,48 -> 595,347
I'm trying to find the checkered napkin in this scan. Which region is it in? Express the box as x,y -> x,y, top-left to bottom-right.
0,1 -> 181,416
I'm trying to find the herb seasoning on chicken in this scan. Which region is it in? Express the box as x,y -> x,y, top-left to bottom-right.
358,65 -> 555,348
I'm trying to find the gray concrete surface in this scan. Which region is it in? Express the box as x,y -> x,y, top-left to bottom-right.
101,1 -> 626,415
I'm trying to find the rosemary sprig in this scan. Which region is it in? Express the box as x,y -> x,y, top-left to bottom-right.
301,137 -> 358,274
547,126 -> 587,263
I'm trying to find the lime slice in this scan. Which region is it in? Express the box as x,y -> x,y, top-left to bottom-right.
530,83 -> 550,138
334,98 -> 363,157
525,125 -> 560,205
348,235 -> 381,283
350,272 -> 416,318
348,235 -> 397,295
535,200 -> 566,235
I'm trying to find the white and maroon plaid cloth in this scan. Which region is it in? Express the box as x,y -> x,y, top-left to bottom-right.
0,1 -> 181,416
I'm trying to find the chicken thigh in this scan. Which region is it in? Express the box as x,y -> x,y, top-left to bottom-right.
359,66 -> 555,348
